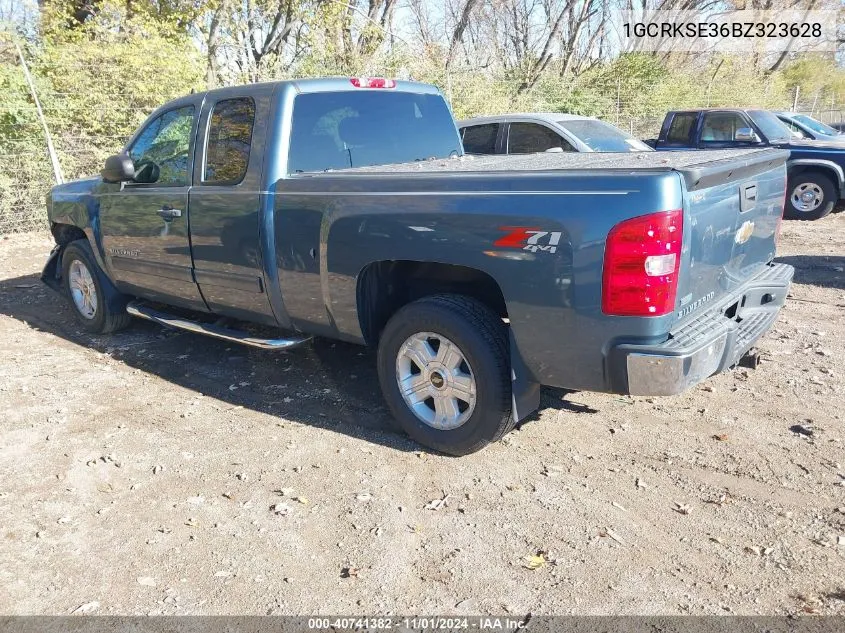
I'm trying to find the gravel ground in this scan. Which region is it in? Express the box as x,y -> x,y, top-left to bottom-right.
0,215 -> 843,617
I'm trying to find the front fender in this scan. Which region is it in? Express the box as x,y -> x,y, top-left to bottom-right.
48,176 -> 110,273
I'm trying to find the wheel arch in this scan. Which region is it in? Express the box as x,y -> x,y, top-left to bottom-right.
356,260 -> 541,424
356,259 -> 508,347
51,222 -> 88,247
787,159 -> 843,195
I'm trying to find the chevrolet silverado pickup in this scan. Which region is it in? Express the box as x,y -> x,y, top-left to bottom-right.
42,78 -> 793,455
646,108 -> 845,220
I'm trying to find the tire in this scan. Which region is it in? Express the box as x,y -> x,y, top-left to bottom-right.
377,294 -> 513,456
785,171 -> 836,221
61,239 -> 132,334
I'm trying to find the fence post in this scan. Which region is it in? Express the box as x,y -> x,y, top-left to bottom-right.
15,41 -> 64,185
792,85 -> 800,112
615,79 -> 620,125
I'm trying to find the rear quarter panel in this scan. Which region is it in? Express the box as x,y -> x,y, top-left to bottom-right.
275,170 -> 685,391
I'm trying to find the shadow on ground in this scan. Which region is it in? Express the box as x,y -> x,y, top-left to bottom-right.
776,255 -> 845,291
0,272 -> 595,452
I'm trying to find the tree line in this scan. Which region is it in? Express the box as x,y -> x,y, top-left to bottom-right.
0,0 -> 843,232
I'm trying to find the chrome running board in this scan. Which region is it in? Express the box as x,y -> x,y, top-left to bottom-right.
126,301 -> 312,350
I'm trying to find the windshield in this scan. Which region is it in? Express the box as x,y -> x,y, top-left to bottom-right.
747,110 -> 792,143
792,114 -> 840,136
557,119 -> 652,152
288,90 -> 462,173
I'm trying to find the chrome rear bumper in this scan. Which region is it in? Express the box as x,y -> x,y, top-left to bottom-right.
610,263 -> 794,396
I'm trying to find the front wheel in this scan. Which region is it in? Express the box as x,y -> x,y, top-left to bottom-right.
61,240 -> 132,334
785,172 -> 836,221
377,295 -> 513,456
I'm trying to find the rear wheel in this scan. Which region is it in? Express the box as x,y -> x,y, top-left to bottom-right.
377,294 -> 513,455
61,240 -> 132,334
785,171 -> 836,221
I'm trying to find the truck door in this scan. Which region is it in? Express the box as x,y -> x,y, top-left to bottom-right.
97,97 -> 206,311
187,86 -> 277,325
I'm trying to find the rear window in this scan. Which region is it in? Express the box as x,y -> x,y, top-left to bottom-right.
557,119 -> 650,152
666,113 -> 696,144
507,123 -> 573,153
287,91 -> 461,173
461,124 -> 498,154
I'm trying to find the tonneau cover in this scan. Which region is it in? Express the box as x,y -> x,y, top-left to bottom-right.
333,148 -> 786,174
327,148 -> 788,192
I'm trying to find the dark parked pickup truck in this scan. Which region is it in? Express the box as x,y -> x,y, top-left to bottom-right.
42,78 -> 793,455
647,108 -> 845,221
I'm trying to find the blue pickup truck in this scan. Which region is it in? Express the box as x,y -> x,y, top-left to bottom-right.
648,108 -> 845,221
42,78 -> 793,455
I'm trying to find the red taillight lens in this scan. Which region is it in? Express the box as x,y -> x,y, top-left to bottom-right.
350,77 -> 396,88
602,210 -> 683,317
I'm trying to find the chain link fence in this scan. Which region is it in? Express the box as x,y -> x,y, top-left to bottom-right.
2,51 -> 843,235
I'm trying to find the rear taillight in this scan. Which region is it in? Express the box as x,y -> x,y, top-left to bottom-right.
602,210 -> 683,317
350,77 -> 396,88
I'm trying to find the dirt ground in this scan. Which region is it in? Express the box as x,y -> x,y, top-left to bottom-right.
0,214 -> 843,617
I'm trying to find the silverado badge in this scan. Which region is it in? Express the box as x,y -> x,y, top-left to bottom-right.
734,220 -> 755,245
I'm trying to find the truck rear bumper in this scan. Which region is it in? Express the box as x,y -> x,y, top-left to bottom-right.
608,262 -> 794,396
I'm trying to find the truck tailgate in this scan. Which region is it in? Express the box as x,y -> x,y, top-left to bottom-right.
674,149 -> 788,323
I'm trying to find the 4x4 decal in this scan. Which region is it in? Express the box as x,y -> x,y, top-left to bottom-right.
494,227 -> 563,254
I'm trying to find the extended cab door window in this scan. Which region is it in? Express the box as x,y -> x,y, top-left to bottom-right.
664,113 -> 696,146
507,123 -> 574,153
700,112 -> 752,145
203,97 -> 256,185
128,106 -> 195,185
461,124 -> 499,154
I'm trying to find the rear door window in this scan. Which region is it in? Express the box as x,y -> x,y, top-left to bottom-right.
461,124 -> 499,154
781,118 -> 809,139
203,97 -> 255,185
665,113 -> 696,145
287,90 -> 461,173
507,123 -> 573,153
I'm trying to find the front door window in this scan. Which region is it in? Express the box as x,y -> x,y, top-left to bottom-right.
128,106 -> 195,185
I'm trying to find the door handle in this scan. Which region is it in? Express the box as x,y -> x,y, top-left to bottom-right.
157,207 -> 182,220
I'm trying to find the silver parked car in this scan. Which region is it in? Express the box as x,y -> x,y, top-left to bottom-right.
776,112 -> 845,143
458,113 -> 653,155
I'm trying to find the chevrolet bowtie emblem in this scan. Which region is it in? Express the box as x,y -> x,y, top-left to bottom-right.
734,220 -> 755,245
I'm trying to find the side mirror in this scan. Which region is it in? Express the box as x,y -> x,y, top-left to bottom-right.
544,147 -> 564,153
735,127 -> 760,143
102,154 -> 135,183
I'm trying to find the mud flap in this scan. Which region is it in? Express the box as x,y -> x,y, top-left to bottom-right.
40,244 -> 62,292
509,330 -> 540,421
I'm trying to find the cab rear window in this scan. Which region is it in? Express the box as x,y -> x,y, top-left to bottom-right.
287,91 -> 461,173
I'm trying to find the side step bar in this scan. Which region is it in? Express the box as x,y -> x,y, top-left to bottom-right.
126,301 -> 312,350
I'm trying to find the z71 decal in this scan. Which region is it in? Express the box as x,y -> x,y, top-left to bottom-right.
494,227 -> 563,254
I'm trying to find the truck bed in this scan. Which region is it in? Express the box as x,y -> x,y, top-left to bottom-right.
325,148 -> 788,190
